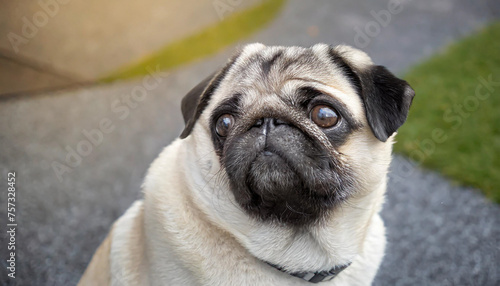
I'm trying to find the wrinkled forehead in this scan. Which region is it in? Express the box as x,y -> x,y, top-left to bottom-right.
229,45 -> 334,88
209,44 -> 365,118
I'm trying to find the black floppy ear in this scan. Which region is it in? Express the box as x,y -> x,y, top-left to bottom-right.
180,73 -> 216,139
359,65 -> 415,142
179,53 -> 240,139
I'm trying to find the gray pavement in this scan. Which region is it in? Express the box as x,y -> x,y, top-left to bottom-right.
1,0 -> 499,285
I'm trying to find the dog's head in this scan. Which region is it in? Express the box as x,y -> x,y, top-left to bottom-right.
180,43 -> 414,227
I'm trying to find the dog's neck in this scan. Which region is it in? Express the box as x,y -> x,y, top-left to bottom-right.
190,180 -> 383,276
227,218 -> 359,273
266,260 -> 351,283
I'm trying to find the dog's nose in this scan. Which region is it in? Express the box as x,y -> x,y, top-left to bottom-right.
252,118 -> 289,136
252,118 -> 288,128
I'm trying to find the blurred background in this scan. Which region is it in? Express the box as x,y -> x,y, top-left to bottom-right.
0,0 -> 499,285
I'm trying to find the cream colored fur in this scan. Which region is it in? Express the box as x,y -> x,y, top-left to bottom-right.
79,44 -> 394,286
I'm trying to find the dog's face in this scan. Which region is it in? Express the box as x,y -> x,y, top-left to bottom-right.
180,44 -> 414,227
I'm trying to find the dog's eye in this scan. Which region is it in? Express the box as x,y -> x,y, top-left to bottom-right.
311,105 -> 339,128
215,114 -> 234,137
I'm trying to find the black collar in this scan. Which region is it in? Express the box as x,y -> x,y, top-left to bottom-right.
266,262 -> 351,283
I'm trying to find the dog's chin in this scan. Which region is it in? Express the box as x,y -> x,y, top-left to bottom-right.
245,155 -> 330,226
223,133 -> 354,226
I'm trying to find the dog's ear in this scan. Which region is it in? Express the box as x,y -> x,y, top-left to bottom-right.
180,73 -> 216,139
358,66 -> 415,142
180,55 -> 239,139
329,46 -> 414,142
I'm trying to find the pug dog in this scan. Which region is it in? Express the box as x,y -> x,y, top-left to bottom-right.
79,43 -> 414,286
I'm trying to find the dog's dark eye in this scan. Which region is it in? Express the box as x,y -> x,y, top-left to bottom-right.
215,114 -> 234,137
311,105 -> 339,128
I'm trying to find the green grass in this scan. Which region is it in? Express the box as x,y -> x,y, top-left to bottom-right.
395,22 -> 500,202
102,0 -> 286,82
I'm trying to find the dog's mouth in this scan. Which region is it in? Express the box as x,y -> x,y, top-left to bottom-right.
223,121 -> 354,226
246,148 -> 302,197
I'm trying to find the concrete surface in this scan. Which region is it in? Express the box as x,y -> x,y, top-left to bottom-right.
0,0 -> 499,285
0,0 -> 261,94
